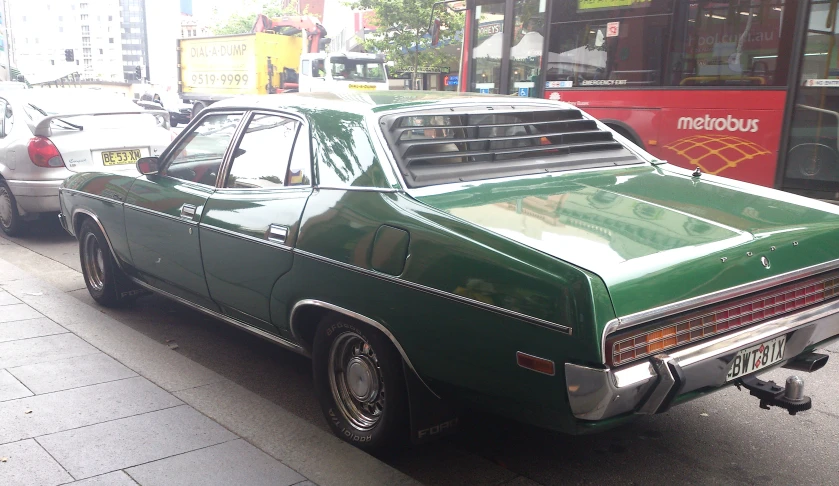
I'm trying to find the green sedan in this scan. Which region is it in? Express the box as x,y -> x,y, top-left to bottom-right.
58,92 -> 839,451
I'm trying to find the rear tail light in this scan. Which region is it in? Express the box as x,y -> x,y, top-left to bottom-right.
28,136 -> 65,168
606,271 -> 839,367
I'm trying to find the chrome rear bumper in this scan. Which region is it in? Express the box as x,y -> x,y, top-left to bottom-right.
566,298 -> 839,421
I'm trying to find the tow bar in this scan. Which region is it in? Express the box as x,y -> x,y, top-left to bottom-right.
736,375 -> 812,415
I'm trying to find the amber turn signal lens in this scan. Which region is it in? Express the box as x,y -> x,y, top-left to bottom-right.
516,352 -> 555,376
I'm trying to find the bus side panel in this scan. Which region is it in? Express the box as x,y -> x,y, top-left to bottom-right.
546,90 -> 787,188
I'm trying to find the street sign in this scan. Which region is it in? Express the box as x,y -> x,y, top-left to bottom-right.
479,88 -> 490,94
446,75 -> 459,86
518,87 -> 529,97
606,22 -> 619,37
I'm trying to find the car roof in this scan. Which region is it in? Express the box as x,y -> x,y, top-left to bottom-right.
208,91 -> 575,116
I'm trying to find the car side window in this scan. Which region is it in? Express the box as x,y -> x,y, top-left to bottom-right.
0,98 -> 13,138
287,129 -> 312,186
164,112 -> 243,186
225,114 -> 300,189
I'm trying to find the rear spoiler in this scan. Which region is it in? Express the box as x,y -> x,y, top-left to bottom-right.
33,110 -> 169,137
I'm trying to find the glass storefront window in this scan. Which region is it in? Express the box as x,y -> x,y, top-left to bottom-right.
472,2 -> 506,93
507,0 -> 547,95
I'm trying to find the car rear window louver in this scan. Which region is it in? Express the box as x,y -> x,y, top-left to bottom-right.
381,107 -> 641,187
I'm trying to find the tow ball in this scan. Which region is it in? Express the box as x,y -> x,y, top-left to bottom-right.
736,375 -> 812,415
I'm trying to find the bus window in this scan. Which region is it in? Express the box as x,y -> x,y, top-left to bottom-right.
546,0 -> 673,88
672,1 -> 787,87
472,2 -> 506,93
507,0 -> 547,95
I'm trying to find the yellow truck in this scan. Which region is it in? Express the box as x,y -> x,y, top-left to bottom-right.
178,32 -> 303,116
178,16 -> 389,117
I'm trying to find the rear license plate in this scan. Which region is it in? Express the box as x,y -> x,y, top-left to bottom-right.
102,149 -> 142,166
726,335 -> 786,381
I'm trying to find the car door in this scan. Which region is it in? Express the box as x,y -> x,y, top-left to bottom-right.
199,111 -> 313,332
124,111 -> 245,309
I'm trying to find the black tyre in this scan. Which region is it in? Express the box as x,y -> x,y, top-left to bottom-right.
312,314 -> 408,453
170,120 -> 179,128
78,219 -> 133,307
0,179 -> 23,236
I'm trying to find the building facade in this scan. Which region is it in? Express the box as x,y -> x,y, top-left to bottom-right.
8,0 -> 124,82
119,0 -> 148,82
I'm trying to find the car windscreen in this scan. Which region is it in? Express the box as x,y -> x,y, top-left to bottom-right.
330,57 -> 387,83
380,105 -> 642,187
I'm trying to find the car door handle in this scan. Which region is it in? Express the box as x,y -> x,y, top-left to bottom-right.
267,224 -> 288,244
180,204 -> 197,220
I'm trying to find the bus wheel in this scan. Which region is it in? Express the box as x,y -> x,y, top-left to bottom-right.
787,143 -> 837,178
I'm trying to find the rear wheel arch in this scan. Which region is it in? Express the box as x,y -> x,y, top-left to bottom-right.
603,120 -> 645,150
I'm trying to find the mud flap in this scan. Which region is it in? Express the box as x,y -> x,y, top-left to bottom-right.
404,362 -> 460,445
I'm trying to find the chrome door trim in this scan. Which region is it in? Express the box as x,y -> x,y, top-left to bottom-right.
124,203 -> 198,226
289,299 -> 440,398
267,224 -> 288,244
199,224 -> 292,251
293,249 -> 573,335
128,276 -> 309,357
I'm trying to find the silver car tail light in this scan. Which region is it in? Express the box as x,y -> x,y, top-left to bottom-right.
27,136 -> 65,168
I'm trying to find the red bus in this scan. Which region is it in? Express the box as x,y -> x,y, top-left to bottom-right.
457,0 -> 839,200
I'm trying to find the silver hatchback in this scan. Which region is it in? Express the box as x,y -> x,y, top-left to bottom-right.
0,89 -> 172,235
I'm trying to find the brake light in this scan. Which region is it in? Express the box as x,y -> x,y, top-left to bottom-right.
28,136 -> 65,168
606,271 -> 839,367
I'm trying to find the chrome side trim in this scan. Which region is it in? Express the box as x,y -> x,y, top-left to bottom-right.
61,188 -> 120,205
292,249 -> 573,335
199,224 -> 292,251
615,257 -> 839,331
289,299 -> 440,398
314,186 -> 400,193
129,276 -> 309,357
124,203 -> 198,226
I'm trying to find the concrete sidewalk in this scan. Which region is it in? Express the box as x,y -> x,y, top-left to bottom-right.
0,252 -> 418,485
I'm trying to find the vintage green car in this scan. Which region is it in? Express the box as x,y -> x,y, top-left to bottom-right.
58,92 -> 839,451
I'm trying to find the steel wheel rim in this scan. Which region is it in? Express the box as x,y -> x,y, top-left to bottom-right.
82,233 -> 106,292
328,331 -> 385,431
0,187 -> 12,229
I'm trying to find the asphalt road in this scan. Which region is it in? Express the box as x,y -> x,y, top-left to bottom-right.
3,217 -> 839,486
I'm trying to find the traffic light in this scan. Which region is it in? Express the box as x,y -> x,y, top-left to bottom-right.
135,65 -> 142,80
64,49 -> 74,62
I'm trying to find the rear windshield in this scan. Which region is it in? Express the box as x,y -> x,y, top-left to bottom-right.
380,105 -> 640,187
24,91 -> 140,116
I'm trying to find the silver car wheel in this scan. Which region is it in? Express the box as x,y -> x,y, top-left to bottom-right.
0,186 -> 12,229
82,232 -> 106,292
328,331 -> 385,431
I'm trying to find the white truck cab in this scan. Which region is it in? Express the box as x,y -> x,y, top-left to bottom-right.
298,52 -> 389,92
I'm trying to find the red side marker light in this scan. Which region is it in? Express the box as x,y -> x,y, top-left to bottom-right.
516,352 -> 555,376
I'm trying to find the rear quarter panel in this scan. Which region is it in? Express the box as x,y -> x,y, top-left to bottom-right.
281,189 -> 614,427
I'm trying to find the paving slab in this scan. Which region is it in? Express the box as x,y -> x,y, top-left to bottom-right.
0,291 -> 21,306
61,471 -> 138,485
0,376 -> 182,444
0,439 -> 73,486
0,333 -> 99,370
8,353 -> 137,395
125,439 -> 304,486
1,278 -> 224,392
0,303 -> 43,323
0,370 -> 33,402
174,379 -> 420,486
38,405 -> 237,480
0,317 -> 67,343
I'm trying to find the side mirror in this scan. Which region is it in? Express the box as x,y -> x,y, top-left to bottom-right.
136,156 -> 160,175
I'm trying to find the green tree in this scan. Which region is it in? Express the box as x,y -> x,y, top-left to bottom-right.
351,0 -> 464,86
211,0 -> 306,35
